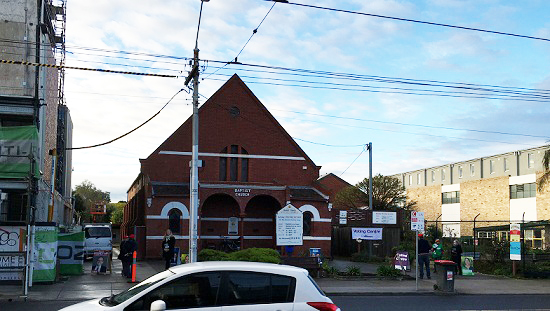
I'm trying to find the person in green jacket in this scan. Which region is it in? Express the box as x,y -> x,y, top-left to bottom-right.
431,239 -> 443,273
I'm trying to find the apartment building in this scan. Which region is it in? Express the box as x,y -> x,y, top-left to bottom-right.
392,145 -> 550,248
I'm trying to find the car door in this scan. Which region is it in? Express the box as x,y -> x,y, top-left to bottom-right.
220,271 -> 295,311
123,271 -> 222,311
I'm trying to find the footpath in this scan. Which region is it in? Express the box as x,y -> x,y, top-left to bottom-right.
2,254 -> 550,302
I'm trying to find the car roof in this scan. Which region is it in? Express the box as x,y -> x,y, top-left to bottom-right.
169,261 -> 308,277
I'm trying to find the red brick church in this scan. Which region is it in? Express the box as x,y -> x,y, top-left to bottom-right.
122,74 -> 341,259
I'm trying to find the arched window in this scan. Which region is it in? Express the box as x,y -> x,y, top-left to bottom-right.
168,209 -> 181,234
303,212 -> 313,236
219,145 -> 249,182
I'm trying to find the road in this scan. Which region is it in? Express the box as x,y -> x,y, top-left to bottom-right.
4,295 -> 550,310
330,294 -> 550,311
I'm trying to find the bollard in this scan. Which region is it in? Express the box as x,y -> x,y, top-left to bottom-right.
131,251 -> 137,282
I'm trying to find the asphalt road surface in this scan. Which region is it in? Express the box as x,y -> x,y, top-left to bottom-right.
330,294 -> 550,311
4,295 -> 550,311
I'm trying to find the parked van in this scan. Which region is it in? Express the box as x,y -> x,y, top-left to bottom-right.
84,224 -> 113,258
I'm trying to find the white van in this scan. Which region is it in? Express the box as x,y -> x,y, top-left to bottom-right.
84,224 -> 113,258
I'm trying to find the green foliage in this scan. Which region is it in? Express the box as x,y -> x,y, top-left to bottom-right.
198,248 -> 281,264
198,249 -> 230,261
377,265 -> 403,277
110,202 -> 125,224
334,174 -> 417,210
345,265 -> 361,276
228,248 -> 281,264
73,180 -> 111,224
537,145 -> 550,191
321,262 -> 339,276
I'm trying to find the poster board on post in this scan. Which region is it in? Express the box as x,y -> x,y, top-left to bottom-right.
411,211 -> 425,232
91,250 -> 110,274
276,204 -> 303,246
510,223 -> 521,261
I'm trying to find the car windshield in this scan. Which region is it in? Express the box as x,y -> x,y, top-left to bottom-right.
86,227 -> 111,238
110,270 -> 175,305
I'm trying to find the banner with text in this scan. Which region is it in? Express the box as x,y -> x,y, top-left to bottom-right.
351,227 -> 383,240
58,232 -> 85,275
32,226 -> 58,283
0,125 -> 39,178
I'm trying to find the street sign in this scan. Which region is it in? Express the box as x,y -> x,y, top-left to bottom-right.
276,204 -> 303,246
339,210 -> 347,225
510,223 -> 521,261
351,227 -> 383,240
411,211 -> 425,232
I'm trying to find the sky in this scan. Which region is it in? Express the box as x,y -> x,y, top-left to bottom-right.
63,0 -> 550,202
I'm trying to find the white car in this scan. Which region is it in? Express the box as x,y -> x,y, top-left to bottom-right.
60,261 -> 340,311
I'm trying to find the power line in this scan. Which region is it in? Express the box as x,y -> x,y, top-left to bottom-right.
341,144 -> 368,177
207,77 -> 550,103
208,73 -> 550,102
68,89 -> 187,150
274,115 -> 540,147
202,2 -> 277,80
271,1 -> 550,43
268,109 -> 550,140
0,59 -> 178,78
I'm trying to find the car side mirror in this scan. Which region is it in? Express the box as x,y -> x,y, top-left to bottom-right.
150,300 -> 166,311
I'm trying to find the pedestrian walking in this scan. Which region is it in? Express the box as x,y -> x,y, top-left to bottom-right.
431,238 -> 443,273
120,234 -> 137,278
451,239 -> 463,275
417,233 -> 431,279
162,229 -> 176,270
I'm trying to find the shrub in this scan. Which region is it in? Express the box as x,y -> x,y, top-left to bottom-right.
198,249 -> 230,262
321,261 -> 339,276
346,265 -> 361,276
377,265 -> 402,278
228,248 -> 281,264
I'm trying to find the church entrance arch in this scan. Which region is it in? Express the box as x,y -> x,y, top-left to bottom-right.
244,195 -> 282,249
200,194 -> 240,251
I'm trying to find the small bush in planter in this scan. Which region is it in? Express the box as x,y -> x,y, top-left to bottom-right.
377,265 -> 402,278
198,249 -> 230,261
346,265 -> 361,276
228,248 -> 281,264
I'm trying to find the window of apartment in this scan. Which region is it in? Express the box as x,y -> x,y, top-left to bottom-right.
470,164 -> 475,177
431,170 -> 435,183
504,158 -> 509,172
409,175 -> 412,185
442,191 -> 460,204
303,212 -> 313,236
219,145 -> 249,182
441,169 -> 446,181
528,153 -> 535,169
417,173 -> 421,185
168,209 -> 181,234
510,183 -> 536,199
458,165 -> 463,179
490,160 -> 495,174
0,191 -> 28,223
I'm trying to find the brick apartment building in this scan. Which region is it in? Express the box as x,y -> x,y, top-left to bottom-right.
123,74 -> 338,259
392,145 -> 550,249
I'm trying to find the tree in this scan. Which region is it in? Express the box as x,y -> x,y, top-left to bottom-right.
73,180 -> 111,223
538,145 -> 550,192
334,174 -> 416,210
110,202 -> 126,224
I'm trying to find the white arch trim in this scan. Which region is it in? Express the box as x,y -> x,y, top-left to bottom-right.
146,201 -> 189,220
299,204 -> 320,220
299,204 -> 331,223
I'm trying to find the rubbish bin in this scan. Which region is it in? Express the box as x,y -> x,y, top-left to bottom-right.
434,260 -> 457,292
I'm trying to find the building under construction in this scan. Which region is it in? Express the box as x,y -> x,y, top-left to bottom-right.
0,0 -> 73,288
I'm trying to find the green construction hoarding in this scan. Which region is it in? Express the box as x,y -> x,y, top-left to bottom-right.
58,232 -> 85,275
0,125 -> 39,178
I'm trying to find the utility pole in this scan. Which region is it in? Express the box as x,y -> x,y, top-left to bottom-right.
186,0 -> 209,263
368,142 -> 373,257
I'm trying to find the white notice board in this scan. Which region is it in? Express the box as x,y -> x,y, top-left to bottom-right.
373,211 -> 396,224
411,211 -> 425,232
276,204 -> 303,246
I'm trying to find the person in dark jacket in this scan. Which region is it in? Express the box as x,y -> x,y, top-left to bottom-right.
451,239 -> 463,275
121,234 -> 137,278
417,233 -> 431,279
162,229 -> 176,270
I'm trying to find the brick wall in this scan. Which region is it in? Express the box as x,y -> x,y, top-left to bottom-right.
407,184 -> 441,222
460,176 -> 510,236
